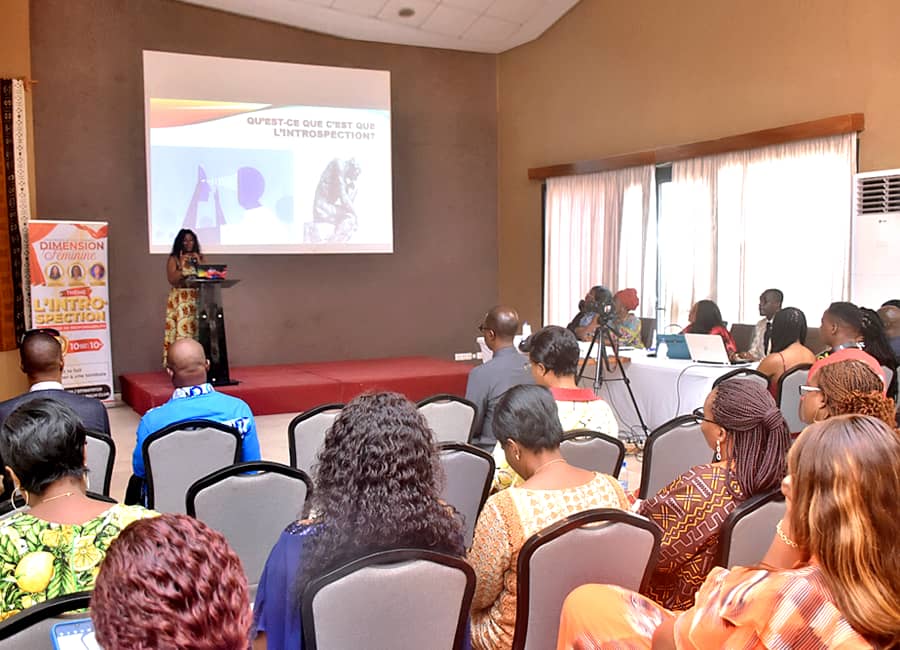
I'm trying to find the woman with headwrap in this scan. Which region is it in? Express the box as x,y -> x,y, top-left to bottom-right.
613,288 -> 643,348
636,379 -> 790,610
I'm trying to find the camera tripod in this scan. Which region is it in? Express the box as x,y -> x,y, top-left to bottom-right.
576,322 -> 650,442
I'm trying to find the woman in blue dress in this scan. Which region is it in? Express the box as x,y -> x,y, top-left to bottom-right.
252,391 -> 466,650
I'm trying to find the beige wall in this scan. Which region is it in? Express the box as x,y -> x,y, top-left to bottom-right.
497,0 -> 900,326
0,0 -> 31,398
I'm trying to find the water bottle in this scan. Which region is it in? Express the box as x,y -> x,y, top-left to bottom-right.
619,460 -> 629,492
522,321 -> 532,337
657,339 -> 668,359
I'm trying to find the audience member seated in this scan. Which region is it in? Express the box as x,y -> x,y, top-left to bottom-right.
252,391 -> 465,650
816,301 -> 865,359
557,414 -> 900,649
800,359 -> 896,428
567,286 -> 615,342
637,379 -> 790,610
0,329 -> 110,502
755,307 -> 815,396
878,301 -> 900,362
126,338 -> 261,505
681,299 -> 737,359
742,288 -> 782,360
0,399 -> 156,620
493,326 -> 619,490
612,288 -> 643,348
93,513 -> 251,650
466,306 -> 534,449
468,385 -> 628,650
859,306 -> 899,397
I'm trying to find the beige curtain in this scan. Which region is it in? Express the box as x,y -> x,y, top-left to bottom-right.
662,133 -> 856,328
543,165 -> 654,327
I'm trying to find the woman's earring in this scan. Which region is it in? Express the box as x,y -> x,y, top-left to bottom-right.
9,486 -> 27,513
715,439 -> 722,462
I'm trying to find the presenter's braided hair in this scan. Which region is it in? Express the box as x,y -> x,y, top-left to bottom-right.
709,379 -> 790,500
816,360 -> 897,428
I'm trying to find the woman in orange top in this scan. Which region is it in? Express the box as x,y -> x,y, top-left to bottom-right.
556,414 -> 900,649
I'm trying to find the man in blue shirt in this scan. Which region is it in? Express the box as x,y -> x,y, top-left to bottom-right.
126,338 -> 261,503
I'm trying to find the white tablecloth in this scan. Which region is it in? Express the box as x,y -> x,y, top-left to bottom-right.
578,349 -> 757,437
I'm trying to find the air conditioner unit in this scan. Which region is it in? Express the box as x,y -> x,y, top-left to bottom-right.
850,169 -> 900,308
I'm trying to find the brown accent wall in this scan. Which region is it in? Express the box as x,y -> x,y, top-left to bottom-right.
30,0 -> 498,377
0,0 -> 32,398
498,0 -> 900,326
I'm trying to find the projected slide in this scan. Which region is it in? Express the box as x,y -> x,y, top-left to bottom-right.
143,52 -> 393,254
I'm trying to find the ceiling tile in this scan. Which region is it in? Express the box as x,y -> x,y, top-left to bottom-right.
485,0 -> 541,24
377,0 -> 438,27
440,0 -> 493,12
464,14 -> 519,41
332,0 -> 389,17
419,3 -> 479,36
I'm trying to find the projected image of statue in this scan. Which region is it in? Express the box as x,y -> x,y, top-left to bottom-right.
306,158 -> 361,243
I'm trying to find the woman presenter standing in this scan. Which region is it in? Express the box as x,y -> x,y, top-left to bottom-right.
164,228 -> 204,364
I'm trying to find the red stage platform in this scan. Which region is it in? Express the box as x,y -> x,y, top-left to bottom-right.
120,356 -> 472,416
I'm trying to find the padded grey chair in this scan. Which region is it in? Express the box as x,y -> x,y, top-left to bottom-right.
560,430 -> 625,477
438,443 -> 494,549
512,509 -> 660,650
288,403 -> 344,476
712,367 -> 769,389
187,461 -> 312,590
301,549 -> 475,650
0,590 -> 91,647
85,430 -> 115,497
417,394 -> 477,444
776,363 -> 812,433
716,489 -> 786,568
638,415 -> 712,499
142,419 -> 241,513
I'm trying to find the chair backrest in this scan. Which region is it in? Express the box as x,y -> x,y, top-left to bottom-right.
559,430 -> 625,477
302,549 -> 475,650
712,367 -> 770,389
513,509 -> 660,650
85,431 -> 115,497
143,419 -> 241,513
639,415 -> 712,499
417,395 -> 477,444
187,461 -> 312,588
288,403 -> 344,476
715,489 -> 786,568
728,323 -> 756,353
639,317 -> 656,349
0,591 -> 91,648
776,363 -> 812,433
882,365 -> 895,397
438,443 -> 494,549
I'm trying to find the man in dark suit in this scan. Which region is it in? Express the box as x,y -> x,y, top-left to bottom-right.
0,330 -> 110,434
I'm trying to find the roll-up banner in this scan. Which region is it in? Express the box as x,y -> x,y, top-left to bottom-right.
28,221 -> 113,401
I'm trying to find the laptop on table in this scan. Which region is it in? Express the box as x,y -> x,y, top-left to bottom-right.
684,333 -> 751,365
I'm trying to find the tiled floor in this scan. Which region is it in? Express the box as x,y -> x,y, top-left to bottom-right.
107,405 -> 644,502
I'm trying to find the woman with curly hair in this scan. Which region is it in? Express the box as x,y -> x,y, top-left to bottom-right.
252,391 -> 465,650
800,358 -> 896,428
92,514 -> 251,650
557,414 -> 900,649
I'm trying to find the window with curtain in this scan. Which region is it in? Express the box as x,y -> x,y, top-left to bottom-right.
543,166 -> 654,328
659,134 -> 856,329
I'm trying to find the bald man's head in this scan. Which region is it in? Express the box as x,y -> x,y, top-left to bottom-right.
878,305 -> 900,338
19,333 -> 63,382
166,338 -> 209,388
483,306 -> 520,341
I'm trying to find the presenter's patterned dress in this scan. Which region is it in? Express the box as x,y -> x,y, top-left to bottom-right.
163,259 -> 199,364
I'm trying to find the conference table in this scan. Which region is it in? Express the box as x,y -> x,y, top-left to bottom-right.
577,347 -> 759,438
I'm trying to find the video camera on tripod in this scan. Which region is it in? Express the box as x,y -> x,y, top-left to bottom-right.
578,287 -> 617,329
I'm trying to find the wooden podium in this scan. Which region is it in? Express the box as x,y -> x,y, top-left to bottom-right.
186,278 -> 239,386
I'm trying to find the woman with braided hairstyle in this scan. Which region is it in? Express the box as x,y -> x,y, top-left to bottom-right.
636,379 -> 791,610
800,358 -> 896,428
